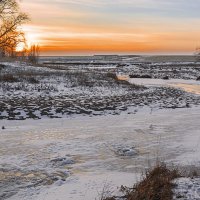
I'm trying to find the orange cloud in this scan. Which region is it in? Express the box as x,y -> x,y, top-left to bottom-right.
20,1 -> 200,55
31,30 -> 199,55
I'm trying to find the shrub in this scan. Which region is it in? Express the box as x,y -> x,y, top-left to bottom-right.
28,77 -> 39,84
0,64 -> 7,70
104,164 -> 180,200
0,74 -> 18,82
126,164 -> 180,200
163,76 -> 169,80
106,72 -> 117,80
129,74 -> 152,79
27,45 -> 40,64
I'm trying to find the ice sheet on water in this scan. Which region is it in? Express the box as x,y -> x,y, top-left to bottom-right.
110,144 -> 139,157
50,156 -> 75,167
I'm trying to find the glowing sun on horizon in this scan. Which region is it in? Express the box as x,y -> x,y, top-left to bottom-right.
16,43 -> 25,52
16,25 -> 41,51
25,32 -> 40,47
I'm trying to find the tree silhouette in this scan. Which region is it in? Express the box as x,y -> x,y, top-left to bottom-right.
0,0 -> 29,57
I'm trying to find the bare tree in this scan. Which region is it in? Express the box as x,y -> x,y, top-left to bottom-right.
0,0 -> 29,57
27,44 -> 40,64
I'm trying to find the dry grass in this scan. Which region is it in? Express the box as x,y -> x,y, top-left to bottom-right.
0,74 -> 18,82
129,74 -> 152,79
97,182 -> 115,200
104,164 -> 180,200
27,77 -> 39,84
106,72 -> 118,80
179,165 -> 200,178
0,63 -> 6,70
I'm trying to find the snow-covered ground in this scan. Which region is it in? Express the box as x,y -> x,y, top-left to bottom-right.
173,178 -> 200,200
1,60 -> 200,199
1,106 -> 200,199
1,62 -> 200,120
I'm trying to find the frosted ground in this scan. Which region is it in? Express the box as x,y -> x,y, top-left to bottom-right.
1,59 -> 200,120
1,107 -> 200,200
1,56 -> 200,199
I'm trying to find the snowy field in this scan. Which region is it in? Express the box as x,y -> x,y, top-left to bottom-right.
1,61 -> 200,120
1,107 -> 200,199
1,57 -> 200,199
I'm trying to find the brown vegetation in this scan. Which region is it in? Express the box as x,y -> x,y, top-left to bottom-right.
0,1 -> 40,63
129,74 -> 152,79
27,44 -> 40,64
0,74 -> 18,82
104,164 -> 180,200
106,72 -> 118,80
0,0 -> 29,57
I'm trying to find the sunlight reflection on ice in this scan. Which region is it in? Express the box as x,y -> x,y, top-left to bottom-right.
129,78 -> 200,95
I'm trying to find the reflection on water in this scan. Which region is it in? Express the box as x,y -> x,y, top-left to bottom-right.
0,168 -> 69,199
116,74 -> 129,81
129,78 -> 200,95
171,83 -> 200,95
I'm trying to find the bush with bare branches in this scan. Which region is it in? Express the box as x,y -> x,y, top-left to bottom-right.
27,44 -> 40,64
0,0 -> 29,57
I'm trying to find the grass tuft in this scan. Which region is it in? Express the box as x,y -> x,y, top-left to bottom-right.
104,164 -> 180,200
0,74 -> 18,82
129,74 -> 152,79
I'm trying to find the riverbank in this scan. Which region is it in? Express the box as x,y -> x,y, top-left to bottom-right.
1,61 -> 200,120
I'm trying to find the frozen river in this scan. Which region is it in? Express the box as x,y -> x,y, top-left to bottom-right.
1,105 -> 200,199
129,78 -> 200,95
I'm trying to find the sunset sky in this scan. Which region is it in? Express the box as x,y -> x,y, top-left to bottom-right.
19,0 -> 200,55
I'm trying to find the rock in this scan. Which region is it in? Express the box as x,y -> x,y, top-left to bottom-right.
162,76 -> 169,80
2,126 -> 5,130
116,147 -> 138,157
54,179 -> 65,186
50,157 -> 75,166
196,76 -> 200,81
186,103 -> 190,108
